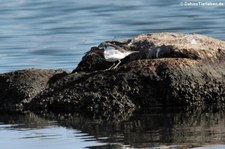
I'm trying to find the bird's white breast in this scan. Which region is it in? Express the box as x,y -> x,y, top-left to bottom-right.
104,46 -> 126,62
103,45 -> 138,62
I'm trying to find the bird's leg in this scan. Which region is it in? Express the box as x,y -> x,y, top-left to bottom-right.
104,62 -> 116,71
112,60 -> 121,69
104,60 -> 121,71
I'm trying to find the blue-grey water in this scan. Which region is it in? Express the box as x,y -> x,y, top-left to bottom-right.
1,0 -> 225,148
0,0 -> 225,73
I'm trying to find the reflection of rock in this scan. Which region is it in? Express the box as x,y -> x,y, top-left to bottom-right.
2,106 -> 225,148
0,111 -> 51,129
38,105 -> 225,148
0,33 -> 225,115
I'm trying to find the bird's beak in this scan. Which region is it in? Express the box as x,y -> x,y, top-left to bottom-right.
98,46 -> 104,50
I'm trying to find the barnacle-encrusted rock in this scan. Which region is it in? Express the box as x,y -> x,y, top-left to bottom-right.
0,69 -> 68,111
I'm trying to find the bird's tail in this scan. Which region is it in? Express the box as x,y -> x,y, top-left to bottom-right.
130,50 -> 139,54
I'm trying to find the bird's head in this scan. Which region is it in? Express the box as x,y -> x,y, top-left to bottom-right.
98,42 -> 110,50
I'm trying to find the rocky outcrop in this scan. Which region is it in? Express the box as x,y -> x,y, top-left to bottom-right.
0,69 -> 68,111
0,33 -> 225,116
74,33 -> 225,72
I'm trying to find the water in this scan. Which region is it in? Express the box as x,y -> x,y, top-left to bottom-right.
1,0 -> 225,148
0,112 -> 105,149
0,0 -> 225,73
1,107 -> 225,149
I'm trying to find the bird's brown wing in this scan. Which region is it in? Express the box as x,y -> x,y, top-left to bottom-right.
107,43 -> 138,53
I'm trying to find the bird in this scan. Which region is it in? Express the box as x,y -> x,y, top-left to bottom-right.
98,42 -> 139,70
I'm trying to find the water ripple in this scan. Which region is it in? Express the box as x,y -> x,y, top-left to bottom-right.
0,0 -> 224,73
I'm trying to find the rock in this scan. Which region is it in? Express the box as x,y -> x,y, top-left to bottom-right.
28,71 -> 136,114
73,33 -> 225,72
1,33 -> 225,116
0,69 -> 68,111
29,58 -> 225,114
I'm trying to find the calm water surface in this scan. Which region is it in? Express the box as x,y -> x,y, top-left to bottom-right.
0,0 -> 225,73
1,107 -> 225,149
0,0 -> 225,148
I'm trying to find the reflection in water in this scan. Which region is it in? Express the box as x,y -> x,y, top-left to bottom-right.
0,112 -> 53,129
1,105 -> 225,148
0,112 -> 105,149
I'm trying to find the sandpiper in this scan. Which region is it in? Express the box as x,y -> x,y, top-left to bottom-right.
98,42 -> 139,70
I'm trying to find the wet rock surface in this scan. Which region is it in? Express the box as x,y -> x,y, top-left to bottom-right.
0,33 -> 225,116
